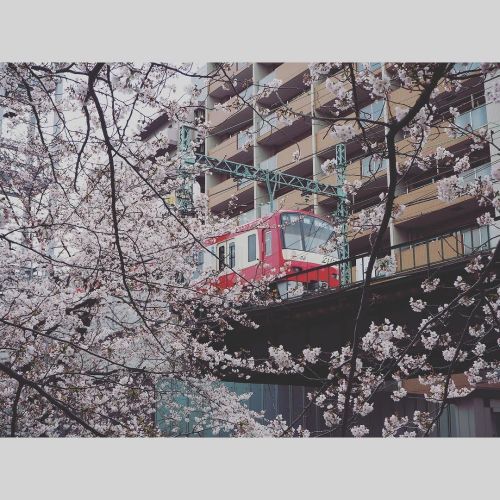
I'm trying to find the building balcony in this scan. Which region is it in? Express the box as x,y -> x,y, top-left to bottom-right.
386,86 -> 418,120
275,63 -> 309,88
346,164 -> 489,255
275,134 -> 313,173
208,63 -> 253,100
315,124 -> 338,156
394,223 -> 493,272
257,63 -> 310,107
313,70 -> 380,117
256,95 -> 311,148
315,120 -> 377,160
285,90 -> 311,116
207,130 -> 253,164
315,152 -> 387,209
207,87 -> 254,134
393,164 -> 488,229
395,182 -> 450,223
208,175 -> 254,212
314,78 -> 353,114
350,221 -> 493,283
272,188 -> 312,212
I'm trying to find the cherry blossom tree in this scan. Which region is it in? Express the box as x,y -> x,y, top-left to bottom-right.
1,62 -> 499,437
0,63 -> 282,437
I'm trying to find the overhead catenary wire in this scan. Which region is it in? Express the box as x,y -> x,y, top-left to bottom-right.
189,66 -> 500,233
204,75 -> 500,215
206,112 -> 500,215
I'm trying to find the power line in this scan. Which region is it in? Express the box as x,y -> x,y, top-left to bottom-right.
207,82 -> 495,197
202,68 -> 500,222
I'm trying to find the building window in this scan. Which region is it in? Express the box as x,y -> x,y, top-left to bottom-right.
455,102 -> 487,133
194,250 -> 204,278
247,234 -> 257,262
461,162 -> 491,185
228,242 -> 236,268
264,230 -> 272,256
260,155 -> 277,171
218,245 -> 225,271
237,127 -> 252,150
452,63 -> 481,73
359,99 -> 385,121
356,62 -> 382,73
463,226 -> 490,254
361,154 -> 388,177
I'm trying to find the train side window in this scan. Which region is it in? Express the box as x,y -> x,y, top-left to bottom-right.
247,234 -> 257,262
264,230 -> 272,256
228,242 -> 236,268
218,245 -> 225,270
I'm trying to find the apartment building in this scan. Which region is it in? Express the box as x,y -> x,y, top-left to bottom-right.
141,104 -> 207,202
203,62 -> 500,275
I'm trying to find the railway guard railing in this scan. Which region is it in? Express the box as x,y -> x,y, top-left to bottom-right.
275,223 -> 498,300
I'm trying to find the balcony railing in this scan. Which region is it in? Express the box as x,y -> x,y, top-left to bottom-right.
259,155 -> 277,171
209,86 -> 255,129
454,105 -> 487,133
259,71 -> 277,88
237,128 -> 253,150
404,161 -> 492,194
394,225 -> 491,274
257,113 -> 279,137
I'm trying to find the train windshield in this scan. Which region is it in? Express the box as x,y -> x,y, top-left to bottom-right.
280,213 -> 335,253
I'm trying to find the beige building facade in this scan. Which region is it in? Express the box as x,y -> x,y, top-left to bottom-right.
203,63 -> 500,273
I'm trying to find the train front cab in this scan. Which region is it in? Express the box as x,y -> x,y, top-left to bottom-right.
274,211 -> 340,298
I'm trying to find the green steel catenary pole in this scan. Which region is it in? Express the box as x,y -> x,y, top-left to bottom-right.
178,125 -> 350,279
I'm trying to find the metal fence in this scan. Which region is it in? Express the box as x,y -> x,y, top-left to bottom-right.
275,223 -> 497,300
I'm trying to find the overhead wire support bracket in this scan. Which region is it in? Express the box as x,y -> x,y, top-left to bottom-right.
194,153 -> 345,200
178,125 -> 350,283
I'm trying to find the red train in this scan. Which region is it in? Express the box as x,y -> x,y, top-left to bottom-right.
194,210 -> 340,298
